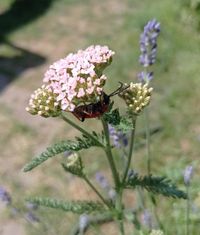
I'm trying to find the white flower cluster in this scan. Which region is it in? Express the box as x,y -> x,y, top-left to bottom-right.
43,45 -> 114,111
119,82 -> 153,114
26,85 -> 61,117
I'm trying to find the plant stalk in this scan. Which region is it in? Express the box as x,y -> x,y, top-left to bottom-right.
144,108 -> 151,176
101,118 -> 120,188
186,184 -> 190,235
61,113 -> 104,147
115,188 -> 125,235
101,118 -> 125,234
122,115 -> 137,184
83,175 -> 110,208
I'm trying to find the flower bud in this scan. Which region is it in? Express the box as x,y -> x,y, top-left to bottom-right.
119,82 -> 153,114
65,152 -> 80,168
26,85 -> 61,118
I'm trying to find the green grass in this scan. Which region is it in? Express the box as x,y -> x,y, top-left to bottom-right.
0,0 -> 200,234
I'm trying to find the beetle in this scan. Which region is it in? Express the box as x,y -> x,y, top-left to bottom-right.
72,82 -> 128,122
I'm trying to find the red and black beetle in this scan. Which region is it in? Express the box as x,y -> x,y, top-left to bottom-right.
72,82 -> 128,122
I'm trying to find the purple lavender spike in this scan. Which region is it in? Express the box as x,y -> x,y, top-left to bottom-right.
25,211 -> 40,223
141,209 -> 153,229
0,186 -> 12,205
108,124 -> 128,148
139,19 -> 160,68
138,71 -> 153,83
184,165 -> 193,186
95,172 -> 109,190
79,214 -> 89,231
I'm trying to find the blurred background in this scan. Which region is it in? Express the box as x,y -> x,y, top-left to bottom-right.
0,0 -> 200,234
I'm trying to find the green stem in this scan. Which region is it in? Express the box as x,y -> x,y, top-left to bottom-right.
101,118 -> 120,188
122,115 -> 137,184
115,189 -> 125,235
101,118 -> 124,234
83,175 -> 110,208
61,113 -> 104,147
144,108 -> 164,230
186,185 -> 190,235
144,108 -> 151,176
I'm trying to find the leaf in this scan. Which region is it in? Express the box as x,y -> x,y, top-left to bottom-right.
103,108 -> 121,125
103,106 -> 134,133
23,134 -> 101,172
27,197 -> 106,214
125,174 -> 187,199
115,116 -> 133,133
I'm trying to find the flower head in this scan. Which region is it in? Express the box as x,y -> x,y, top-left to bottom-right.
141,209 -> 153,229
25,211 -> 40,223
79,214 -> 89,232
0,186 -> 12,205
139,19 -> 160,68
26,45 -> 114,117
108,124 -> 128,148
43,45 -> 114,112
26,85 -> 61,117
119,82 -> 153,114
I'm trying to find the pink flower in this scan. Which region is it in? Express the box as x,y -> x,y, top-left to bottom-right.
42,45 -> 114,112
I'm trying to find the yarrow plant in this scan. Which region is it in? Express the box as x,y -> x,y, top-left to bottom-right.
24,20 -> 188,235
26,45 -> 114,117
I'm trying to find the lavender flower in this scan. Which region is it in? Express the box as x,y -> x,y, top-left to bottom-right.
0,186 -> 12,205
108,189 -> 116,201
184,165 -> 194,186
79,214 -> 89,232
108,124 -> 128,148
139,19 -> 160,84
95,172 -> 109,190
141,209 -> 153,229
139,19 -> 160,68
95,172 -> 116,201
138,71 -> 153,83
25,211 -> 40,223
26,202 -> 38,210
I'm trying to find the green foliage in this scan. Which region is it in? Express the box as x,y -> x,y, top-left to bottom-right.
115,115 -> 134,133
103,108 -> 133,133
103,108 -> 121,125
27,197 -> 106,214
125,174 -> 187,199
23,134 -> 101,172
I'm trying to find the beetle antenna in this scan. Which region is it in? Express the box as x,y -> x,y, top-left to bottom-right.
108,82 -> 129,97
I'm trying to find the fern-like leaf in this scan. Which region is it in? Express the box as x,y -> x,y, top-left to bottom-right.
23,134 -> 101,172
103,108 -> 121,125
125,174 -> 187,199
103,107 -> 134,133
27,197 -> 106,214
115,116 -> 133,133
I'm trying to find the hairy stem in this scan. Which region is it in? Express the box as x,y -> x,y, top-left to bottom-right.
101,118 -> 124,234
61,113 -> 104,147
144,108 -> 151,176
122,115 -> 137,184
186,185 -> 190,235
144,108 -> 164,230
116,189 -> 125,235
83,175 -> 110,208
101,118 -> 120,188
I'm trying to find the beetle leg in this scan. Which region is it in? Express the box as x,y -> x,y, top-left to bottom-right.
72,112 -> 85,122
